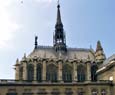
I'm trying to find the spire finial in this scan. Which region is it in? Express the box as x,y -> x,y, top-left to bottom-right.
15,58 -> 19,66
35,36 -> 38,49
57,0 -> 60,7
16,58 -> 19,63
96,40 -> 103,51
56,0 -> 62,25
24,53 -> 26,58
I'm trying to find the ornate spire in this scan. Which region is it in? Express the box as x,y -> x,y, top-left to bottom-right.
53,1 -> 67,53
95,40 -> 106,64
35,36 -> 38,49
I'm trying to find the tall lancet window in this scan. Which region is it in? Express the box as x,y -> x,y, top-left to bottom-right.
27,64 -> 34,82
91,64 -> 98,81
37,64 -> 42,82
19,66 -> 23,80
46,64 -> 58,82
62,64 -> 72,82
77,65 -> 86,82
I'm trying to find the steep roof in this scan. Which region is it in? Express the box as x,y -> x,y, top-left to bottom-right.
27,46 -> 95,61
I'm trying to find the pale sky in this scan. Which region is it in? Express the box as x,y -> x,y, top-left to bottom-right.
0,0 -> 114,79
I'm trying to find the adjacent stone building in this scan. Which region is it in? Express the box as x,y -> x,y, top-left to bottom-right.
0,3 -> 115,95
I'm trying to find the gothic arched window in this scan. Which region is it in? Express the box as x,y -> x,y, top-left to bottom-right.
46,64 -> 58,82
19,67 -> 23,80
37,64 -> 42,82
91,64 -> 98,81
62,64 -> 72,82
27,64 -> 34,82
77,65 -> 86,82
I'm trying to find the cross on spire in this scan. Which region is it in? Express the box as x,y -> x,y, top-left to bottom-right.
57,0 -> 60,5
56,0 -> 61,25
35,36 -> 38,49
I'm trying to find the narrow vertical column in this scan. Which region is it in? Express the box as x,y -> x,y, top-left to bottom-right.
58,60 -> 63,82
23,62 -> 27,80
76,63 -> 78,81
15,59 -> 20,80
15,65 -> 19,80
73,61 -> 77,82
86,61 -> 91,81
34,62 -> 37,81
42,60 -> 47,82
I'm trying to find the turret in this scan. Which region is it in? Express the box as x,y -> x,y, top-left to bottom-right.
95,40 -> 106,65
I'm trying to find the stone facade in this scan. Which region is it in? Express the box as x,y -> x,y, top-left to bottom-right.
15,56 -> 93,82
0,82 -> 113,95
97,55 -> 115,94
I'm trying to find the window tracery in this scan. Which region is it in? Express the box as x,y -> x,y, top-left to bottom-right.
37,64 -> 42,82
46,64 -> 58,82
91,64 -> 98,81
77,65 -> 86,82
27,64 -> 34,81
62,64 -> 72,82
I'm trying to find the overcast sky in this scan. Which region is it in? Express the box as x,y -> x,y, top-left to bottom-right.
0,0 -> 114,79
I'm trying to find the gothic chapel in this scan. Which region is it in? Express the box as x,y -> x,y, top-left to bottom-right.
16,3 -> 100,83
0,2 -> 115,95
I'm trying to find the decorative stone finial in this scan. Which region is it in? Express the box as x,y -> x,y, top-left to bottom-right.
16,58 -> 19,63
59,52 -> 62,59
35,36 -> 38,49
44,51 -> 46,58
15,58 -> 19,66
96,40 -> 103,52
24,53 -> 26,59
87,55 -> 90,62
57,0 -> 60,8
74,54 -> 77,59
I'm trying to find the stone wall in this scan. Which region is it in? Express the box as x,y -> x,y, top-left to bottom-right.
15,58 -> 92,82
0,82 -> 112,95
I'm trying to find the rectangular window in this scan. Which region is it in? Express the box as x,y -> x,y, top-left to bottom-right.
78,92 -> 84,95
23,93 -> 33,95
6,93 -> 17,95
51,88 -> 60,95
